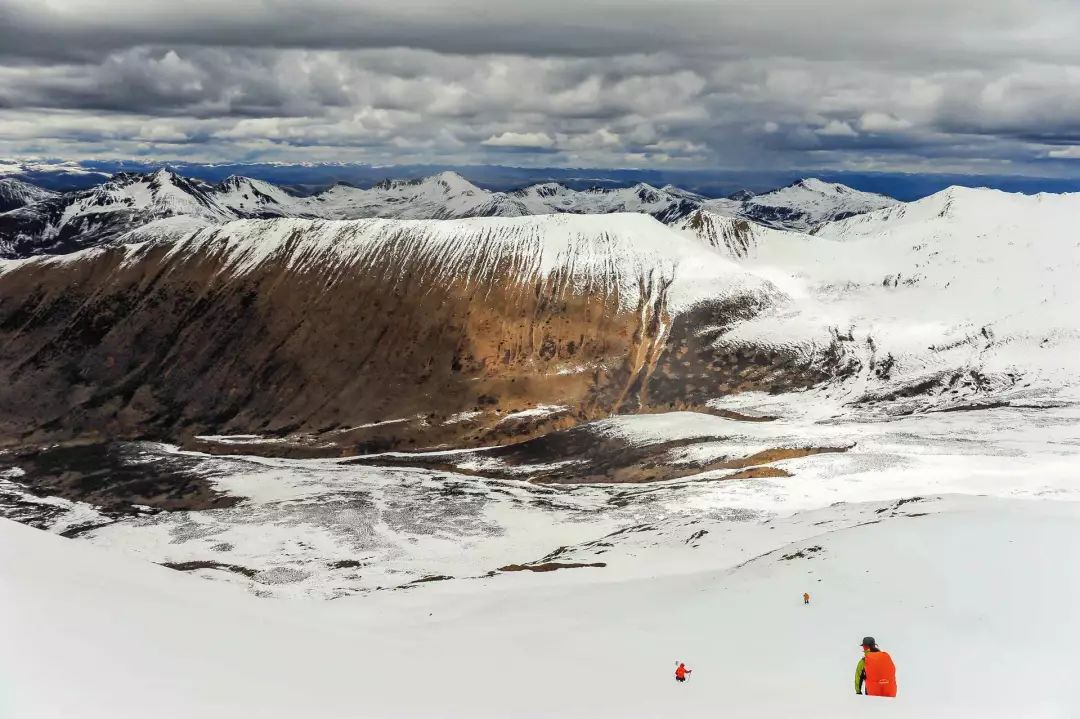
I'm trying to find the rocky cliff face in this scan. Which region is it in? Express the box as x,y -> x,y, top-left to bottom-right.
0,214 -> 836,455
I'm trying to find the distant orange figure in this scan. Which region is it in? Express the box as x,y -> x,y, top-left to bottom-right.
855,637 -> 897,697
675,662 -> 692,683
803,592 -> 810,605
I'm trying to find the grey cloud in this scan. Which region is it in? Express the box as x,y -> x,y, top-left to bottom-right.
3,0 -> 1079,65
2,1 -> 1080,173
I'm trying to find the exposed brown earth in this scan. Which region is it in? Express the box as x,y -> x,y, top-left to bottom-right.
0,220 -> 842,455
721,466 -> 791,480
708,408 -> 779,422
355,422 -> 852,484
719,446 -> 847,469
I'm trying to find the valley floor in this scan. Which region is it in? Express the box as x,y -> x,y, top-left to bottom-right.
2,494 -> 1078,718
3,403 -> 1078,598
2,403 -> 1078,717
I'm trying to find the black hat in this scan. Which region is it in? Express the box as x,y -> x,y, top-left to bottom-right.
860,636 -> 877,647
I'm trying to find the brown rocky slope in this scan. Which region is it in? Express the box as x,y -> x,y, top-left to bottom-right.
0,214 -> 846,456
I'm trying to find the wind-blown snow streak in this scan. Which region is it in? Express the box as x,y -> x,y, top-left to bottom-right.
150,213 -> 764,312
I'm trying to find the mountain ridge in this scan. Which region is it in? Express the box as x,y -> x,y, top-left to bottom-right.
0,169 -> 898,259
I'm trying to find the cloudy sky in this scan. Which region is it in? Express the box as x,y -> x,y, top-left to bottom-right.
2,0 -> 1080,176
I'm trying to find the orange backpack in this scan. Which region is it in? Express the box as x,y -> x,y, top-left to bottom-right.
863,651 -> 897,697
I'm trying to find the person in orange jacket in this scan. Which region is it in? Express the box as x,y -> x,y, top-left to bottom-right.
675,662 -> 692,683
803,592 -> 810,605
855,636 -> 897,697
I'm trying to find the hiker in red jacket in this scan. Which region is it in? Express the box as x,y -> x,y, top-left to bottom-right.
675,662 -> 692,683
855,636 -> 897,697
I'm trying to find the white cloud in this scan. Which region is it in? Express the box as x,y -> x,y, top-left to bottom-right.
482,131 -> 555,148
1046,146 -> 1080,159
858,112 -> 913,132
816,120 -> 858,137
134,124 -> 190,143
558,128 -> 621,151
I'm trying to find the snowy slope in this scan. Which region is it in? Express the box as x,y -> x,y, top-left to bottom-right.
674,208 -> 794,258
0,177 -> 55,212
705,178 -> 898,232
679,186 -> 1080,414
143,212 -> 777,312
212,175 -> 315,218
3,493 -> 1078,719
4,403 -> 1077,598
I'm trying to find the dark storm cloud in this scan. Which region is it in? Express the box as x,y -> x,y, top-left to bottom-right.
3,0 -> 1078,64
1,0 -> 1080,173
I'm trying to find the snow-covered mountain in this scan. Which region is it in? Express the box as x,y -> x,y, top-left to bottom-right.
309,171 -> 531,220
510,181 -> 701,222
1,169 -> 893,259
0,170 -> 701,258
244,172 -> 702,223
680,185 -> 1080,415
1,213 -> 828,454
213,175 -> 315,218
673,208 -> 794,259
3,182 -> 1075,449
0,177 -> 56,212
0,169 -> 234,257
704,177 -> 898,232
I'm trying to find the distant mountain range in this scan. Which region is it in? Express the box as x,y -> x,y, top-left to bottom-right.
6,158 -> 1080,200
0,168 -> 896,259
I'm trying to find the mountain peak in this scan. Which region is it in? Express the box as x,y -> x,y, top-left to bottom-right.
219,175 -> 277,192
150,167 -> 183,183
789,177 -> 840,192
427,170 -> 479,192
